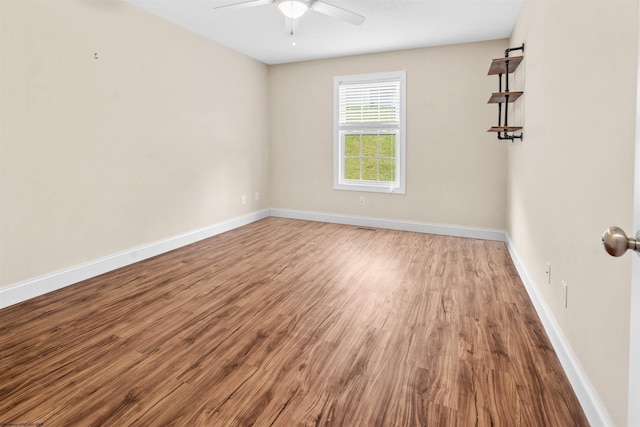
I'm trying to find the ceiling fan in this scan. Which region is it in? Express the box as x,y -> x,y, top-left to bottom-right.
214,0 -> 366,28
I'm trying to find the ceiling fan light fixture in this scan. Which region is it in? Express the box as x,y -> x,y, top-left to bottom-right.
277,0 -> 308,19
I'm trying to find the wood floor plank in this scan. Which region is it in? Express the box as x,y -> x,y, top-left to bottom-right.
0,217 -> 588,426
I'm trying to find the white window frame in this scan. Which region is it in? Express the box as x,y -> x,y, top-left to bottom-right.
333,70 -> 406,194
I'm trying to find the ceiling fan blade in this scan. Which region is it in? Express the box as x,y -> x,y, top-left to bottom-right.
214,0 -> 274,10
310,1 -> 365,25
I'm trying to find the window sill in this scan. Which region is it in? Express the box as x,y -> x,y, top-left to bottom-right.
334,182 -> 405,194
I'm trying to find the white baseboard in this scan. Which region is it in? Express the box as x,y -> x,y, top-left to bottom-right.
0,209 -> 270,310
270,208 -> 506,242
505,236 -> 612,427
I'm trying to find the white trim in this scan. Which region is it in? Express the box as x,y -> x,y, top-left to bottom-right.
505,235 -> 613,427
0,209 -> 270,310
270,208 -> 505,241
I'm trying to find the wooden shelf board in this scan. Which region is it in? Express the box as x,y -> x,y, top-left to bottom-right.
487,126 -> 523,132
488,91 -> 523,103
488,56 -> 524,75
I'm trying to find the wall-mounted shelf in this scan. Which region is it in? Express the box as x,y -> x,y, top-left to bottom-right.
487,45 -> 524,141
488,126 -> 523,132
488,92 -> 523,104
488,56 -> 524,75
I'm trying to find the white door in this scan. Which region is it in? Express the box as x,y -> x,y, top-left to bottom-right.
602,184 -> 639,426
604,16 -> 640,424
630,92 -> 640,426
630,175 -> 639,423
628,22 -> 640,425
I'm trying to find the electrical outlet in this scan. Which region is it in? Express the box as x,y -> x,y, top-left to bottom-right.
241,195 -> 246,205
562,281 -> 568,308
545,262 -> 551,285
255,192 -> 260,201
359,196 -> 365,206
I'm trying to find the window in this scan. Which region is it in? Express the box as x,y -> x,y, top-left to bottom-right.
334,71 -> 406,194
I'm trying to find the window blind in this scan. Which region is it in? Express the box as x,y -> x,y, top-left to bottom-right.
338,79 -> 400,127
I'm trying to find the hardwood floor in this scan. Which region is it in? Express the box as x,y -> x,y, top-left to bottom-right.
0,217 -> 588,426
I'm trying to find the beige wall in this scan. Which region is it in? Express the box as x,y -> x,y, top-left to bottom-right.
269,41 -> 508,230
508,1 -> 638,424
0,0 -> 270,287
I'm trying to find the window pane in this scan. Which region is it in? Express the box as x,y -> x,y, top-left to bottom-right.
343,132 -> 397,183
379,159 -> 396,182
362,135 -> 378,157
344,158 -> 360,180
362,158 -> 378,181
380,134 -> 396,158
345,135 -> 360,156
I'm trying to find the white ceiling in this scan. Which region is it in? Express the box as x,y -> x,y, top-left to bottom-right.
124,0 -> 524,65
